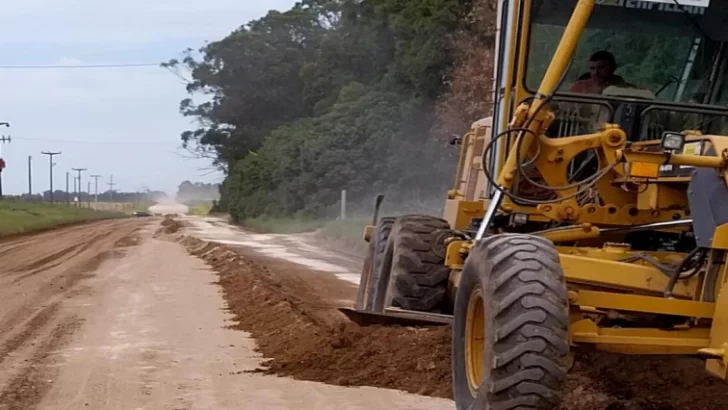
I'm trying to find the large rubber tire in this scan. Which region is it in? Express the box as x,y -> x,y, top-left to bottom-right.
363,217 -> 395,311
452,234 -> 569,410
372,215 -> 451,313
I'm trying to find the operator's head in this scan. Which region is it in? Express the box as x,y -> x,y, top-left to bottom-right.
589,51 -> 617,83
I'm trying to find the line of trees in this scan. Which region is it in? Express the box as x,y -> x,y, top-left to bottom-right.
168,0 -> 496,222
15,190 -> 166,203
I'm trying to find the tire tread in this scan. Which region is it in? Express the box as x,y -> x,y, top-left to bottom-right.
483,234 -> 569,409
389,215 -> 451,312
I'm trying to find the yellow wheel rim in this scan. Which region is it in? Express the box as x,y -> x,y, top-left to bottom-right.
465,287 -> 485,395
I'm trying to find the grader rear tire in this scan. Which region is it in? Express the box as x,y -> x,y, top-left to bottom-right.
452,234 -> 569,410
372,215 -> 451,313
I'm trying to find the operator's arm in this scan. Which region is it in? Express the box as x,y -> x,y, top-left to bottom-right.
568,79 -> 597,94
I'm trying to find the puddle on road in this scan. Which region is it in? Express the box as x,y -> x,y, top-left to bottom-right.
183,218 -> 361,285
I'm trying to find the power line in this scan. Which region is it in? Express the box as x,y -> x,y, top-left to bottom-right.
0,63 -> 160,69
13,137 -> 172,146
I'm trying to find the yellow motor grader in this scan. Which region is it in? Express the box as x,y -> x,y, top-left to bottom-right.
340,0 -> 728,408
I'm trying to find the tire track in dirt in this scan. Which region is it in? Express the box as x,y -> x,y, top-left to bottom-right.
0,317 -> 82,410
0,303 -> 60,367
0,221 -> 136,334
0,218 -> 147,410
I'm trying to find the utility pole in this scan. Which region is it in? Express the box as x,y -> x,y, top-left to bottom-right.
90,174 -> 101,203
65,172 -> 70,205
27,155 -> 32,197
73,177 -> 79,206
41,151 -> 61,202
87,181 -> 91,208
107,175 -> 116,202
72,168 -> 86,207
0,122 -> 9,199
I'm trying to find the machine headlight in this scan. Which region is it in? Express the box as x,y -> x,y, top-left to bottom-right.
661,132 -> 685,151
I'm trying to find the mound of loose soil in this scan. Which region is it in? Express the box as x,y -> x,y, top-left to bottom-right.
179,235 -> 728,409
181,236 -> 452,397
157,217 -> 182,235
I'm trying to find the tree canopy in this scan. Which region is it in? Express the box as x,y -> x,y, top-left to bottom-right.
169,0 -> 496,221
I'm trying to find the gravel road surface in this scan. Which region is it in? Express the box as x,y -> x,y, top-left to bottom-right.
0,217 -> 451,410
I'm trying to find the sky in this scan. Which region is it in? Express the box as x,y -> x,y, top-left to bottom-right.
0,0 -> 297,196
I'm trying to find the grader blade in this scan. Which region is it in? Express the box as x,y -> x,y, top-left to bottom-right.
338,307 -> 452,327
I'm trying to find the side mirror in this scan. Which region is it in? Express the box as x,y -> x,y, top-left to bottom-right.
449,134 -> 462,145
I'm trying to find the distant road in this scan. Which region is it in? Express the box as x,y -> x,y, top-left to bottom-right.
148,201 -> 189,215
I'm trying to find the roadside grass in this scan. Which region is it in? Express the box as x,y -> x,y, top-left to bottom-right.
179,200 -> 215,216
188,204 -> 213,216
0,200 -> 126,236
317,218 -> 369,256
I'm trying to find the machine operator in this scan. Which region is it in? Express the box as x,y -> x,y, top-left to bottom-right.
568,50 -> 631,94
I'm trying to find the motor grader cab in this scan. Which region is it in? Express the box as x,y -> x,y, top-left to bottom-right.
341,0 -> 728,408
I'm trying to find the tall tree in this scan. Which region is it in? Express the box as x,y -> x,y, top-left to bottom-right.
170,0 -> 479,220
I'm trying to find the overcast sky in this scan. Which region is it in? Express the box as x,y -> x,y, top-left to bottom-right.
0,0 -> 296,196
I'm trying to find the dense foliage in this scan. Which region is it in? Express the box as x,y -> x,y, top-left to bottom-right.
170,0 -> 496,222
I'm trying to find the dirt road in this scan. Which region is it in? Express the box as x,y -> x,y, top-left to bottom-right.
0,219 -> 146,409
0,218 -> 451,409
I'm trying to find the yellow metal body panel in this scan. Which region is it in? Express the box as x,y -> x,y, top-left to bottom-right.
704,251 -> 728,378
536,224 -> 600,243
557,247 -> 698,298
618,149 -> 726,169
443,200 -> 485,231
450,131 -> 475,200
561,253 -> 696,298
573,290 -> 715,319
445,240 -> 468,270
712,223 -> 728,250
636,184 -> 688,212
571,319 -> 710,355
